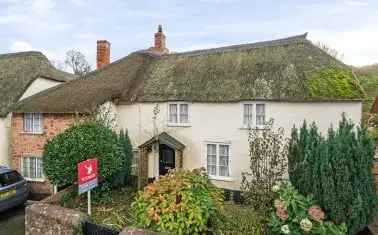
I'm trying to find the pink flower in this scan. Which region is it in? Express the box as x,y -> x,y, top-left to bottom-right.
308,205 -> 325,222
276,207 -> 289,220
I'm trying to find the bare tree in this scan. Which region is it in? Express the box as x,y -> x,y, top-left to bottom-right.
64,50 -> 91,78
315,41 -> 344,61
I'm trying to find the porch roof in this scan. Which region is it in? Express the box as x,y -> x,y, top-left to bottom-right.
139,132 -> 185,150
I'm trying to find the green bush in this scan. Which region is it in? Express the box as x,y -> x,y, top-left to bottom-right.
268,183 -> 347,235
211,203 -> 263,235
130,169 -> 223,235
112,130 -> 133,187
43,121 -> 125,186
288,116 -> 378,234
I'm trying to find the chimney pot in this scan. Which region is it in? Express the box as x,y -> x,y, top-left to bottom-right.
97,40 -> 111,69
150,25 -> 169,55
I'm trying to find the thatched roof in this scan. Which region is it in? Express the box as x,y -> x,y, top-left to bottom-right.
0,51 -> 75,117
13,34 -> 363,114
371,97 -> 378,113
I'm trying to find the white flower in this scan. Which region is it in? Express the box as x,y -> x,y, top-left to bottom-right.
272,184 -> 280,192
281,224 -> 290,234
300,218 -> 313,232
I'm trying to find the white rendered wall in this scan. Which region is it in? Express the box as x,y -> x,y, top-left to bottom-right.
117,101 -> 362,190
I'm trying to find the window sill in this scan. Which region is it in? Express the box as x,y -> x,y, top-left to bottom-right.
167,123 -> 192,127
20,132 -> 44,135
209,176 -> 233,182
24,178 -> 45,182
239,126 -> 268,130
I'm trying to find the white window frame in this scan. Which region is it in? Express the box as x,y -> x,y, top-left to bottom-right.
131,149 -> 139,176
241,102 -> 266,129
20,155 -> 44,182
167,102 -> 191,127
204,141 -> 232,181
23,113 -> 43,134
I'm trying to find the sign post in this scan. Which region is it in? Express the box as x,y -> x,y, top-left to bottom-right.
78,158 -> 98,215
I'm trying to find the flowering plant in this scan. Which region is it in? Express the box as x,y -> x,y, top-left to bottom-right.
268,183 -> 347,234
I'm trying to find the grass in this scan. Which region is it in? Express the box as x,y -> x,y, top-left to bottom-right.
61,187 -> 136,230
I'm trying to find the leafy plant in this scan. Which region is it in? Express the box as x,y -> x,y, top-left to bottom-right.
241,120 -> 288,218
130,169 -> 223,235
211,203 -> 263,235
268,183 -> 347,235
43,121 -> 125,186
288,116 -> 378,234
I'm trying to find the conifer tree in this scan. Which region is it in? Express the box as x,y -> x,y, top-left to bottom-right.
288,115 -> 378,234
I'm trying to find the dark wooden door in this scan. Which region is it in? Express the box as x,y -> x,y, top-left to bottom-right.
159,144 -> 175,175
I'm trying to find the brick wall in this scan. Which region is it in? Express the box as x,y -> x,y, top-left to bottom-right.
11,113 -> 76,195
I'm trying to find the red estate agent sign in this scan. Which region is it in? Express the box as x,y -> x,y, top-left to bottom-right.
78,158 -> 98,195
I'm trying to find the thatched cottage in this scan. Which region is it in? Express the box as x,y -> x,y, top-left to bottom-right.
11,26 -> 363,194
0,51 -> 73,169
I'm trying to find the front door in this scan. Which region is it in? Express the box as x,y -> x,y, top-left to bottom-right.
159,144 -> 175,175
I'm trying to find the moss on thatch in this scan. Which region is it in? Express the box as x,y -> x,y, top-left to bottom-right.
306,66 -> 364,99
14,34 -> 363,115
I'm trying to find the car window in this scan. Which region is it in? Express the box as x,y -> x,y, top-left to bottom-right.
0,171 -> 23,187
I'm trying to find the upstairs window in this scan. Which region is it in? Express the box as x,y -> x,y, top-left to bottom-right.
168,103 -> 190,125
24,113 -> 43,134
256,104 -> 265,126
242,103 -> 266,127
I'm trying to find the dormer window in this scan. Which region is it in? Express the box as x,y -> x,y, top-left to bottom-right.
242,103 -> 266,128
24,113 -> 43,134
168,103 -> 190,126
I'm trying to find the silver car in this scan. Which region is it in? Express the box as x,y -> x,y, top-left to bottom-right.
0,166 -> 29,212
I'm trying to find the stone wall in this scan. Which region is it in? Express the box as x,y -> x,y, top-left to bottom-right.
26,202 -> 87,235
25,186 -> 88,235
11,113 -> 76,195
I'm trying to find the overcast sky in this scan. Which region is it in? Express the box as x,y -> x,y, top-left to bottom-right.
0,0 -> 377,69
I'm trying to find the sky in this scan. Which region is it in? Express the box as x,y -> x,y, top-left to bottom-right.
0,0 -> 377,70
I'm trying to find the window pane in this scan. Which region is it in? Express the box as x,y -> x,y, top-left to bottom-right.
207,144 -> 217,176
37,158 -> 43,178
169,104 -> 178,123
22,157 -> 29,178
29,157 -> 36,179
180,104 -> 189,123
219,166 -> 229,177
131,151 -> 139,176
24,114 -> 33,132
256,104 -> 265,126
33,113 -> 42,133
243,104 -> 253,126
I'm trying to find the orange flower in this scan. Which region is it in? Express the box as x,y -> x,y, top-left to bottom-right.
276,207 -> 289,221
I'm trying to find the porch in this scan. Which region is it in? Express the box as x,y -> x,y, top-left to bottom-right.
137,132 -> 185,189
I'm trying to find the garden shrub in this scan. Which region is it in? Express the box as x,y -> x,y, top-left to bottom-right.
268,183 -> 347,235
211,203 -> 263,235
288,116 -> 378,234
241,120 -> 288,217
130,169 -> 223,235
112,130 -> 133,187
43,121 -> 125,186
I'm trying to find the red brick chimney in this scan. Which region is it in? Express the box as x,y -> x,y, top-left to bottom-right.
97,40 -> 111,69
150,25 -> 169,55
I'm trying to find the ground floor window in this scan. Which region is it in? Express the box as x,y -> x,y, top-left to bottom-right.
21,156 -> 43,181
131,150 -> 139,176
206,143 -> 230,178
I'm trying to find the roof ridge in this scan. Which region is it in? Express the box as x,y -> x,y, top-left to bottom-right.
164,33 -> 309,57
0,51 -> 46,60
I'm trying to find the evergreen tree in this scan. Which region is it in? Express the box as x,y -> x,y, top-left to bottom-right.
288,115 -> 378,234
115,129 -> 133,186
